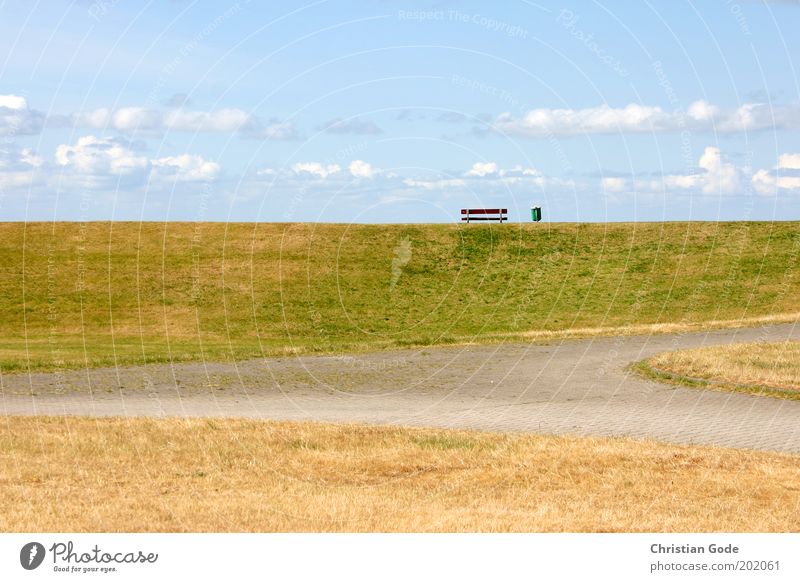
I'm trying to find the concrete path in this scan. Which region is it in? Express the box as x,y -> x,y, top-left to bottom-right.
2,324 -> 799,453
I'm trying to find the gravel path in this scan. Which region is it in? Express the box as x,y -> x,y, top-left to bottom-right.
2,324 -> 799,453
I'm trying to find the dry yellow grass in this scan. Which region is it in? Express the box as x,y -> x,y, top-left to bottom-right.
1,416 -> 798,532
496,312 -> 800,342
645,340 -> 800,397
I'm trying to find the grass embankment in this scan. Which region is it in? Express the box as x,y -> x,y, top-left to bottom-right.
1,417 -> 798,532
639,341 -> 800,400
1,221 -> 799,373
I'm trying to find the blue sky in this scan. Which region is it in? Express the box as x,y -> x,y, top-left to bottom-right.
1,1 -> 799,222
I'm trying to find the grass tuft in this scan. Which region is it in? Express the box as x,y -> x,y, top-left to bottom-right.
634,340 -> 800,400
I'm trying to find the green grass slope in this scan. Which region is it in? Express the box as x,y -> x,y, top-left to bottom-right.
1,221 -> 798,372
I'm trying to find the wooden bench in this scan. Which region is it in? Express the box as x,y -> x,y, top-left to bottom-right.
460,208 -> 508,223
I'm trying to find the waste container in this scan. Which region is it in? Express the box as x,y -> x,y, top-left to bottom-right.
531,206 -> 542,222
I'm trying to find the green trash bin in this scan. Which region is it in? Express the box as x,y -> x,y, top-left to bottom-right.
531,206 -> 542,222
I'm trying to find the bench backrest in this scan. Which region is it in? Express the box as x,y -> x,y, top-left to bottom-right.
460,208 -> 508,222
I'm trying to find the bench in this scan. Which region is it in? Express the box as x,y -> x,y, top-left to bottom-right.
460,208 -> 508,223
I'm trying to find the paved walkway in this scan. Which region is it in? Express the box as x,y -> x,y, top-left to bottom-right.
3,324 -> 799,453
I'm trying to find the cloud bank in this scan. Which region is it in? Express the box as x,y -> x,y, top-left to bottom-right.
54,136 -> 219,188
0,94 -> 45,136
68,105 -> 297,140
491,100 -> 800,137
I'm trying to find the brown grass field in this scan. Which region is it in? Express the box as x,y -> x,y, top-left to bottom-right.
1,416 -> 798,532
641,340 -> 800,400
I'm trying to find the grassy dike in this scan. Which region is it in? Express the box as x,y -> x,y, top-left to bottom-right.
1,221 -> 799,372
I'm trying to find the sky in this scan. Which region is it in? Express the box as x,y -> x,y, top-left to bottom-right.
1,0 -> 799,223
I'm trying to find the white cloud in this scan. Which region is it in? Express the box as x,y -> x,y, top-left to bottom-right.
687,100 -> 720,122
495,166 -> 547,186
404,163 -> 561,191
752,170 -> 800,194
72,108 -> 112,129
0,95 -> 27,110
55,136 -> 148,176
661,174 -> 699,190
112,107 -> 162,131
601,177 -> 627,192
650,147 -> 739,195
752,151 -> 800,195
151,154 -> 220,182
255,160 -> 432,188
466,162 -> 498,177
696,146 -> 740,194
291,162 -> 341,178
0,94 -> 45,135
491,101 -> 800,137
348,159 -> 376,178
402,177 -> 467,190
615,147 -> 743,196
250,120 -> 298,140
778,153 -> 800,170
72,107 -> 255,133
20,148 -> 44,168
0,147 -> 44,189
162,108 -> 252,132
0,91 -> 301,140
54,136 -> 219,188
493,104 -> 670,137
517,166 -> 542,176
752,170 -> 776,194
461,163 -> 546,185
69,106 -> 297,139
